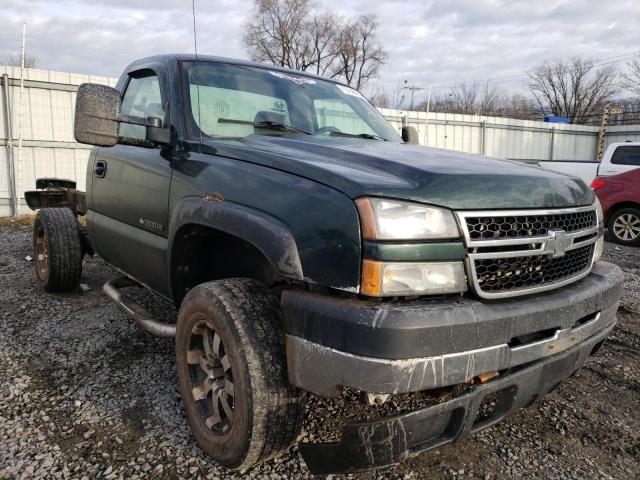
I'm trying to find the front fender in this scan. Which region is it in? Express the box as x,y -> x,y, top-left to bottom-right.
168,149 -> 362,298
168,197 -> 304,296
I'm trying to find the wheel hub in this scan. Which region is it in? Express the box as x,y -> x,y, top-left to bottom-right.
613,213 -> 640,241
187,319 -> 235,434
35,224 -> 49,279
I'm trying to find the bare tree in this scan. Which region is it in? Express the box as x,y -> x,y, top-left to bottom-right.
243,1 -> 386,89
476,83 -> 506,115
422,82 -> 506,116
366,86 -> 391,108
528,57 -> 618,123
4,53 -> 38,68
501,94 -> 541,120
331,15 -> 386,90
301,12 -> 341,76
421,92 -> 453,113
367,84 -> 406,109
621,54 -> 640,97
581,97 -> 640,126
448,83 -> 479,113
242,0 -> 312,70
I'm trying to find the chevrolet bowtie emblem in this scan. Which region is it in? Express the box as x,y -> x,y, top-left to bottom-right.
544,229 -> 572,258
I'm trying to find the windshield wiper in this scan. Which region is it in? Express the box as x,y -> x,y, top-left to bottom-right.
328,131 -> 387,141
218,118 -> 312,135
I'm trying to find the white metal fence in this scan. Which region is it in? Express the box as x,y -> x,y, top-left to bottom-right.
0,66 -> 116,216
380,108 -> 640,161
2,66 -> 640,216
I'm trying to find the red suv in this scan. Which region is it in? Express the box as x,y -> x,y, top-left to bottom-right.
592,168 -> 640,246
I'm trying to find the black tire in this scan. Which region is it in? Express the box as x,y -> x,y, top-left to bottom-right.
32,208 -> 83,292
608,207 -> 640,246
175,278 -> 305,470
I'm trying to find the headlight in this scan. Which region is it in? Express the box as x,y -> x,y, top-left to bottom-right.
593,236 -> 604,263
362,260 -> 467,296
593,197 -> 604,263
594,197 -> 604,226
355,198 -> 459,240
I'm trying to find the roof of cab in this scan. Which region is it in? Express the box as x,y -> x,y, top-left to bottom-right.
124,53 -> 347,86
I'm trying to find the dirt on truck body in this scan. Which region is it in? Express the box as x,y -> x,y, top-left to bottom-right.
16,54 -> 626,475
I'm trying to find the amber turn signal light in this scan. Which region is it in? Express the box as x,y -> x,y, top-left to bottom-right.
361,259 -> 383,296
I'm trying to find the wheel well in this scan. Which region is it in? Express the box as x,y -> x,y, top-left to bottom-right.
171,224 -> 281,306
606,201 -> 640,226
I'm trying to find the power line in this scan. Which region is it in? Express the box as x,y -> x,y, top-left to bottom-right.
402,50 -> 640,123
425,50 -> 640,91
434,51 -> 638,89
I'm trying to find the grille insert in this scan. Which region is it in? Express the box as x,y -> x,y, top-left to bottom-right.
465,211 -> 597,240
473,244 -> 594,293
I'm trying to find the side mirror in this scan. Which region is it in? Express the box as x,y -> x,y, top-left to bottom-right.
145,117 -> 170,144
74,83 -> 121,146
401,126 -> 419,145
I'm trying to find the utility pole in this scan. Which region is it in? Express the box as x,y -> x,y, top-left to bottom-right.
424,82 -> 432,146
402,80 -> 427,111
596,101 -> 610,161
2,74 -> 16,217
15,22 -> 26,219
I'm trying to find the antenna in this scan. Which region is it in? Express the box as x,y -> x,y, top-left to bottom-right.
191,0 -> 199,59
192,0 -> 202,143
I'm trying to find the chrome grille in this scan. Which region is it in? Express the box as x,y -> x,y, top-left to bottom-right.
465,211 -> 596,240
474,244 -> 594,293
457,206 -> 599,299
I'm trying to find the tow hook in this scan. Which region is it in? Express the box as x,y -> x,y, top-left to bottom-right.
364,392 -> 391,405
477,371 -> 500,383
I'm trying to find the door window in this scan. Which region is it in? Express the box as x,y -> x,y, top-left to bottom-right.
119,72 -> 164,140
611,146 -> 640,166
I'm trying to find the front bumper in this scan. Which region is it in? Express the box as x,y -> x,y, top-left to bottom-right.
298,325 -> 612,474
283,261 -> 623,397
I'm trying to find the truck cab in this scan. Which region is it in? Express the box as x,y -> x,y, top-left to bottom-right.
597,142 -> 640,176
26,54 -> 624,475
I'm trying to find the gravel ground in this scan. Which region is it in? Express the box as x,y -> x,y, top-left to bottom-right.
1,216 -> 638,480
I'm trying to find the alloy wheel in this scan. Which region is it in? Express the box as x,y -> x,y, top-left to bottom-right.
186,317 -> 235,434
613,213 -> 640,241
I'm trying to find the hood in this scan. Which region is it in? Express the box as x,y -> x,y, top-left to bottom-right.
202,135 -> 594,210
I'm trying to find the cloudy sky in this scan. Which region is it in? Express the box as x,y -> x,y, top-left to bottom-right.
1,0 -> 639,101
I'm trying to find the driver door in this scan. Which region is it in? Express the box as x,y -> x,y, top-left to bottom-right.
89,68 -> 173,296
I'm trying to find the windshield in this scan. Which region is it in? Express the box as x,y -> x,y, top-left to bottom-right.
183,61 -> 401,142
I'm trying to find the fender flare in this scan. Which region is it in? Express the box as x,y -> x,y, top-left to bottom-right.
167,197 -> 304,297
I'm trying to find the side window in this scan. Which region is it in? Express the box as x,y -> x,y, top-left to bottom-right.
611,146 -> 640,166
119,72 -> 164,140
313,99 -> 376,135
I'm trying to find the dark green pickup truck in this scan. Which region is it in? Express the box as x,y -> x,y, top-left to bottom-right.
26,54 -> 623,475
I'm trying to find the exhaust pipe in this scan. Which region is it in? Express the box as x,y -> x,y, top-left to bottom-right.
103,276 -> 176,338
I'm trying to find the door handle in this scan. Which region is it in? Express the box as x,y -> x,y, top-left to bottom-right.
95,160 -> 107,178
